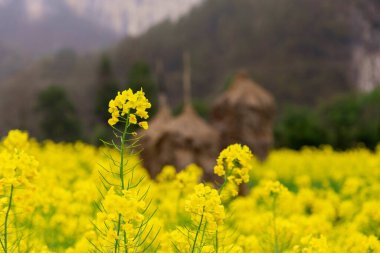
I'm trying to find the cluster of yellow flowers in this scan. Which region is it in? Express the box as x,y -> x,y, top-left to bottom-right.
263,180 -> 289,198
214,144 -> 254,198
0,130 -> 41,252
108,88 -> 151,128
89,187 -> 146,251
185,183 -> 225,229
0,130 -> 38,186
293,235 -> 328,253
214,144 -> 253,183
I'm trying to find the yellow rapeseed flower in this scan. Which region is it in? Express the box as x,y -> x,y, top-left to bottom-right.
185,183 -> 225,230
214,144 -> 253,185
107,88 -> 151,128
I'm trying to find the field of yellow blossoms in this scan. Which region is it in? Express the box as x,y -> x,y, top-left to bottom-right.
1,89 -> 380,252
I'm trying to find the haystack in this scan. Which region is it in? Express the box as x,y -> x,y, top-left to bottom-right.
156,104 -> 219,180
212,72 -> 275,160
140,93 -> 173,178
142,52 -> 219,180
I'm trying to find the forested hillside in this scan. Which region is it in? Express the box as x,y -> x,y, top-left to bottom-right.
112,0 -> 380,105
1,0 -> 380,138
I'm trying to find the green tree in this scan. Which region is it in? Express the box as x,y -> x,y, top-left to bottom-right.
275,89 -> 380,150
319,93 -> 361,149
356,89 -> 380,149
275,106 -> 326,149
127,62 -> 158,115
95,55 -> 119,123
36,85 -> 82,142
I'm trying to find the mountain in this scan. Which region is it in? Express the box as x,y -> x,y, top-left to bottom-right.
0,0 -> 203,79
64,0 -> 204,36
0,42 -> 30,79
0,0 -> 204,56
1,0 -> 380,137
109,0 -> 380,102
0,0 -> 119,57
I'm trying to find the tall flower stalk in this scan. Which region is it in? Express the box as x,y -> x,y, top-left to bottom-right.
89,88 -> 158,253
264,181 -> 289,253
3,184 -> 13,253
184,184 -> 225,252
174,144 -> 254,252
0,130 -> 38,253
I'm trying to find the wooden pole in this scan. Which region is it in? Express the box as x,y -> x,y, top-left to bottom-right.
183,51 -> 191,107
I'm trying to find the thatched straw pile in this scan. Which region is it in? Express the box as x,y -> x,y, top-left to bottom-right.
140,94 -> 173,178
212,72 -> 275,160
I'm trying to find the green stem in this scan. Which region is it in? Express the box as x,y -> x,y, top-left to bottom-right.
115,214 -> 122,253
116,118 -> 129,252
218,174 -> 228,195
119,119 -> 129,190
123,230 -> 128,253
218,161 -> 236,195
115,117 -> 129,253
177,191 -> 183,216
198,221 -> 207,253
272,197 -> 279,253
191,209 -> 204,253
215,229 -> 219,253
4,184 -> 14,253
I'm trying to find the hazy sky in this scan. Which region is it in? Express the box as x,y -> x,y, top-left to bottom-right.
0,0 -> 204,35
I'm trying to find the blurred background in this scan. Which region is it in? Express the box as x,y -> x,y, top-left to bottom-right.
1,0 -> 380,151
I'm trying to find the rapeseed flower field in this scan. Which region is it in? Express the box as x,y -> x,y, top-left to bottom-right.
1,89 -> 379,252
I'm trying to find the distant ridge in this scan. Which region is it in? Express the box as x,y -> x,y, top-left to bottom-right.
0,0 -> 204,56
0,0 -> 119,57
